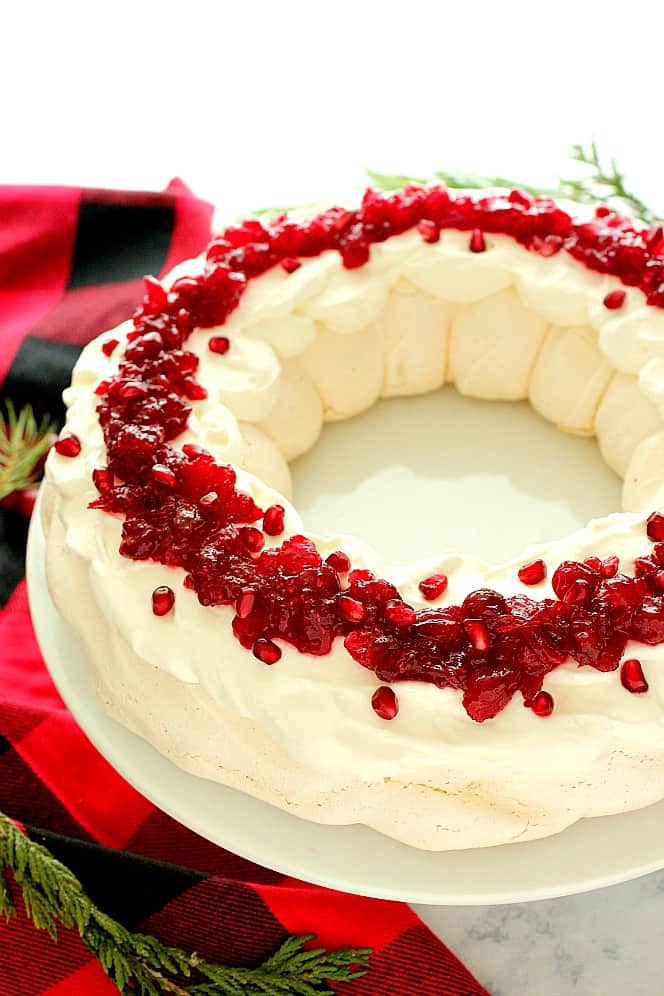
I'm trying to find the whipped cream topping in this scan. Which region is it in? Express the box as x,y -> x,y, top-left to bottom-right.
43,205 -> 664,849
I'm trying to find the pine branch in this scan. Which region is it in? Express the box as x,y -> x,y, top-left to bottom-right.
0,813 -> 370,995
369,140 -> 662,225
0,401 -> 55,501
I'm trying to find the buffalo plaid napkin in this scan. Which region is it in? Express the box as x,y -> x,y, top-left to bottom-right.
0,182 -> 488,996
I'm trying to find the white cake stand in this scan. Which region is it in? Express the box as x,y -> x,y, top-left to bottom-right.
27,390 -> 664,905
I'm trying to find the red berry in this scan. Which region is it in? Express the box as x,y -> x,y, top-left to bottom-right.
601,555 -> 620,578
253,637 -> 281,665
469,229 -> 486,253
603,289 -> 626,310
418,574 -> 448,601
263,504 -> 285,536
182,378 -> 208,400
54,434 -> 81,458
236,588 -> 256,618
518,559 -> 547,585
240,526 -> 265,554
118,380 -> 148,400
384,599 -> 416,626
647,513 -> 664,542
152,586 -> 175,616
326,550 -> 351,574
464,619 -> 490,652
417,219 -> 439,243
371,686 -> 399,720
621,658 -> 648,694
338,595 -> 367,623
209,336 -> 230,355
93,468 -> 113,494
102,338 -> 119,357
529,690 -> 554,717
199,491 -> 219,510
143,275 -> 168,312
182,444 -> 213,460
151,464 -> 177,487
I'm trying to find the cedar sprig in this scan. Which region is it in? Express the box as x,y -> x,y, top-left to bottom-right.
0,401 -> 55,501
368,140 -> 662,225
0,812 -> 370,995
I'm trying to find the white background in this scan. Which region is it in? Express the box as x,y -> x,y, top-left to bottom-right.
3,1 -> 664,219
6,3 -> 664,993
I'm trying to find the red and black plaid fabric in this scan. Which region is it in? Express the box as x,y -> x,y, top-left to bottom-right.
0,184 -> 489,996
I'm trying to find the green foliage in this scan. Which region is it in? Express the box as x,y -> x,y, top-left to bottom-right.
0,401 -> 55,501
369,140 -> 662,224
0,813 -> 370,995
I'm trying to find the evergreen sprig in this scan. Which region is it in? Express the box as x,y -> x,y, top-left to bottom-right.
368,140 -> 662,225
0,401 -> 55,502
0,813 -> 370,995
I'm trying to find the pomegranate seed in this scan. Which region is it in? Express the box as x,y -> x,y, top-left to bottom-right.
418,574 -> 448,601
241,526 -> 265,554
183,574 -> 195,590
646,225 -> 664,254
92,468 -> 112,494
653,571 -> 664,592
208,336 -> 230,355
182,378 -> 208,401
563,579 -> 591,605
529,690 -> 554,717
338,595 -> 367,623
603,289 -> 626,310
182,444 -> 212,460
417,219 -> 440,243
601,555 -> 619,578
326,550 -> 351,574
199,491 -> 219,509
175,308 -> 194,336
236,588 -> 256,618
595,205 -> 612,218
620,657 -> 648,694
263,504 -> 285,536
152,586 -> 175,616
647,513 -> 664,541
371,686 -> 399,720
621,658 -> 648,693
464,619 -> 490,652
253,637 -> 281,665
385,599 -> 416,626
117,380 -> 148,400
151,464 -> 177,487
102,338 -> 119,357
54,434 -> 81,458
341,241 -> 371,269
281,257 -> 302,273
469,229 -> 486,253
143,275 -> 168,312
508,188 -> 533,208
518,559 -> 546,585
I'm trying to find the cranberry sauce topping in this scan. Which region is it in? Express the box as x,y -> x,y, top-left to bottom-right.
88,185 -> 664,724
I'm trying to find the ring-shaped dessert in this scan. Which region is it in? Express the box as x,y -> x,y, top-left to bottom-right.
43,185 -> 664,850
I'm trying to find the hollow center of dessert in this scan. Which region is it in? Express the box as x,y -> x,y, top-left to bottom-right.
291,386 -> 622,564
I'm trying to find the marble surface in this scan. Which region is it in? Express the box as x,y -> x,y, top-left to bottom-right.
415,870 -> 664,995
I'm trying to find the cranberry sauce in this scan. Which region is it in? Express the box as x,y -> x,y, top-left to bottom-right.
83,187 -> 664,722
